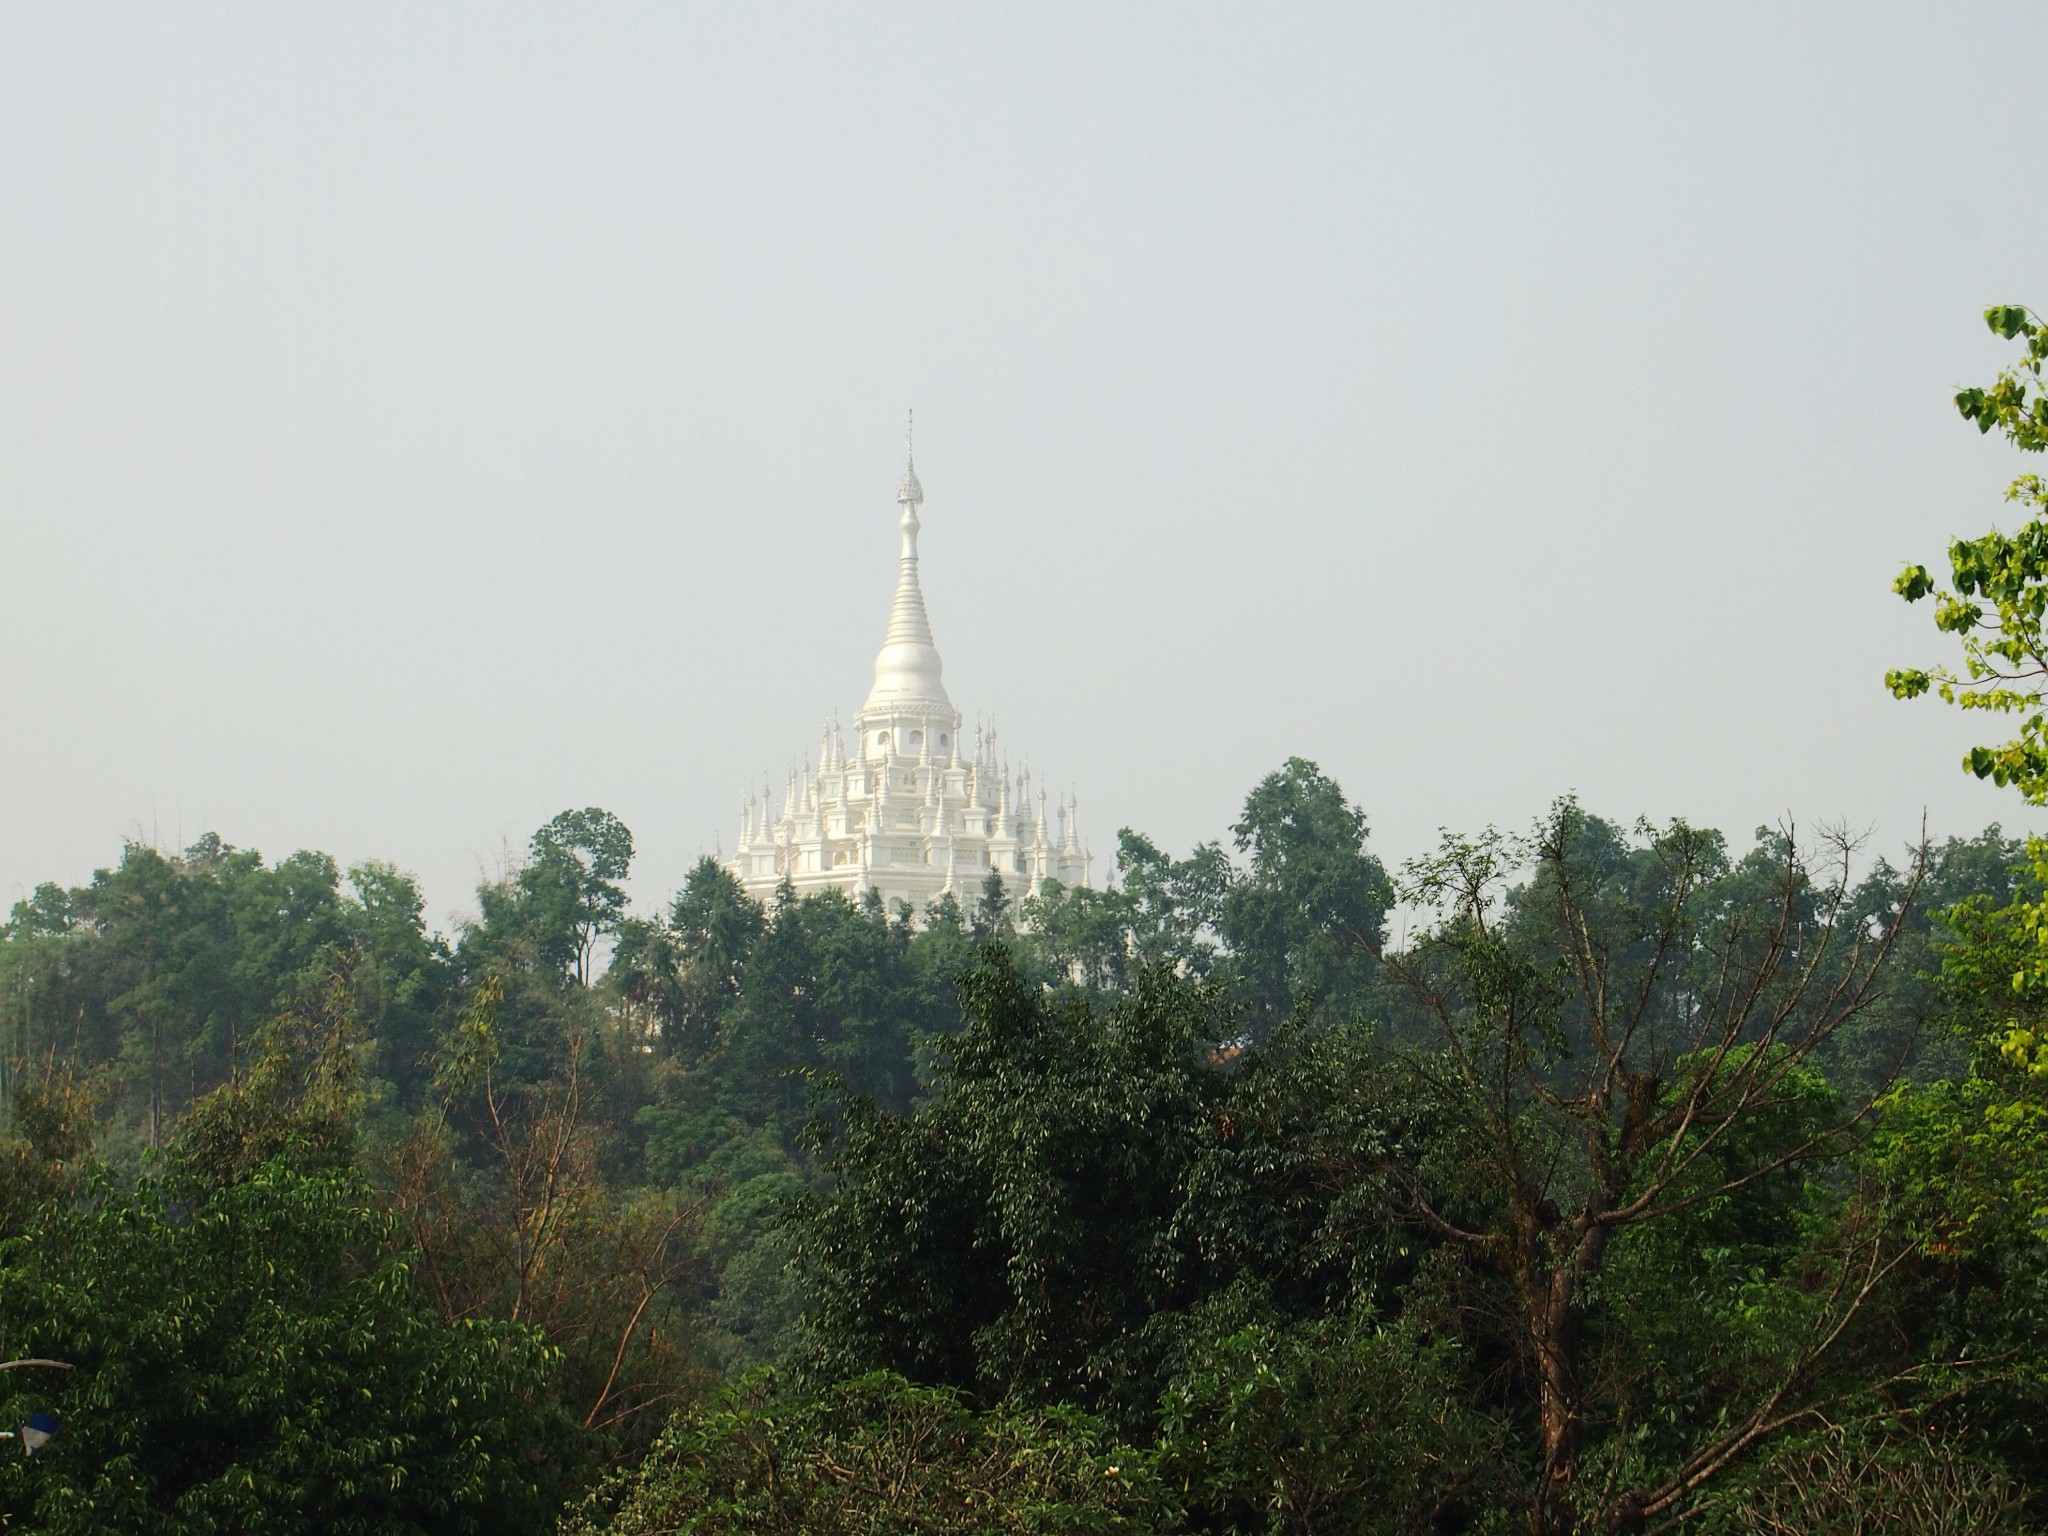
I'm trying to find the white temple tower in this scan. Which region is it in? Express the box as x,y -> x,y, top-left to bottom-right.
728,418 -> 1091,915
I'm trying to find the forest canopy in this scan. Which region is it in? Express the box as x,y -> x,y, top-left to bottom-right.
1,776 -> 2034,1535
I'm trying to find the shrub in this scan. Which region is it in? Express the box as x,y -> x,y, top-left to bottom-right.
565,1369 -> 1175,1535
1159,1313 -> 1513,1535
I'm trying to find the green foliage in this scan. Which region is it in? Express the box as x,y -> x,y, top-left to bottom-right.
1889,305 -> 2048,799
0,1064 -> 100,1229
1023,830 -> 1235,996
466,809 -> 636,988
794,950 -> 1417,1432
1576,1059 -> 1891,1499
795,952 -> 1239,1422
166,971 -> 365,1192
1291,802 -> 2013,1530
1022,877 -> 1141,993
696,1172 -> 810,1372
0,838 -> 451,1149
1817,826 -> 2034,1098
1222,758 -> 1391,1037
624,860 -> 970,1130
976,868 -> 1016,942
722,887 -> 925,1124
1021,761 -> 1387,1036
1108,832 -> 1235,984
563,1370 -> 1173,1536
1861,834 -> 2048,1348
380,999 -> 708,1450
343,861 -> 455,1106
1957,304 -> 2048,451
6,771 -> 2043,1533
0,1154 -> 565,1535
610,858 -> 766,1055
1159,1313 -> 1511,1536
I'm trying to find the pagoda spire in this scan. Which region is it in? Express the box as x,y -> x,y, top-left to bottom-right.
864,411 -> 951,711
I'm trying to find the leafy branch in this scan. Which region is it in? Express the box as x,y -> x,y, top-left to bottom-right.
1890,305 -> 2048,799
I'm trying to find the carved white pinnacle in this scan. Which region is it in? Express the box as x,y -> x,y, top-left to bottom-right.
897,409 -> 923,508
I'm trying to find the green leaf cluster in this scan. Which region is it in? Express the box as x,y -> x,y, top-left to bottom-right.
1890,306 -> 2048,798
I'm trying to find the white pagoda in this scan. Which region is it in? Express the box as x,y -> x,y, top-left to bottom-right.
728,421 -> 1091,916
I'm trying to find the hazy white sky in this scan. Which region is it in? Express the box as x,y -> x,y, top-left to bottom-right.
4,3 -> 2045,929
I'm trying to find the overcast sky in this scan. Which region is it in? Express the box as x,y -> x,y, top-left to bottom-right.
4,3 -> 2045,930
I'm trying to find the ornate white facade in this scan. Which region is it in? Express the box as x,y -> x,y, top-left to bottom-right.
728,425 -> 1091,915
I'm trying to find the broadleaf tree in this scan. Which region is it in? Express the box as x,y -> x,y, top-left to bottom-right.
1889,304 -> 2048,799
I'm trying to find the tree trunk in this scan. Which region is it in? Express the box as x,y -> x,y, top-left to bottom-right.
1533,1272 -> 1586,1535
1522,1215 -> 1612,1536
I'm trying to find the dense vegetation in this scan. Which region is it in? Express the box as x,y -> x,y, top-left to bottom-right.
6,309 -> 2048,1533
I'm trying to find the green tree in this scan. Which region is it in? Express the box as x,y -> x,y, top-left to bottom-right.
1889,305 -> 2048,798
1819,827 -> 2032,1098
1114,829 -> 1233,983
342,860 -> 455,1107
607,915 -> 685,1046
381,980 -> 708,1450
524,809 -> 637,987
796,952 -> 1227,1420
1380,802 -> 1938,1534
1020,878 -> 1136,993
0,837 -> 353,1151
1221,759 -> 1390,1039
1876,306 -> 2048,1500
0,838 -> 456,1149
664,858 -> 766,1056
973,869 -> 1014,943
